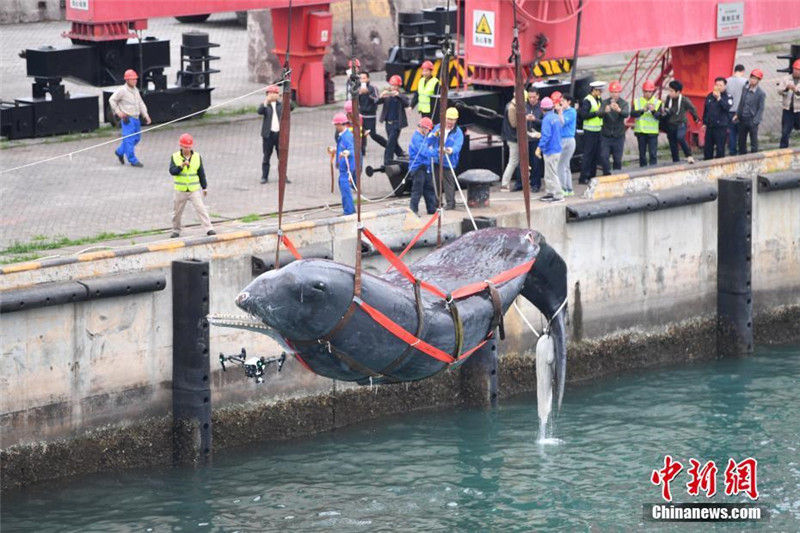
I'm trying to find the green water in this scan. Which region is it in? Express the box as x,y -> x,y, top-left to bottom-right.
3,345 -> 799,531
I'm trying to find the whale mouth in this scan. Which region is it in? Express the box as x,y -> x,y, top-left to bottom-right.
207,313 -> 273,332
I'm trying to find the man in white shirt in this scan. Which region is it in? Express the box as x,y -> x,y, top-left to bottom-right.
257,85 -> 283,184
108,69 -> 152,167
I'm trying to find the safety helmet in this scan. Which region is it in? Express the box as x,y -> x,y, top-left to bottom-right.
123,69 -> 138,81
389,74 -> 403,86
332,112 -> 349,125
348,58 -> 361,69
418,117 -> 434,130
550,91 -> 562,104
421,60 -> 434,71
266,85 -> 280,94
793,59 -> 800,70
642,80 -> 656,91
608,80 -> 622,93
750,68 -> 763,79
540,97 -> 554,110
445,107 -> 459,119
344,100 -> 353,113
179,133 -> 194,148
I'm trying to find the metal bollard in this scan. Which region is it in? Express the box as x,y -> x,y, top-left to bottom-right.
172,260 -> 212,465
717,177 -> 753,358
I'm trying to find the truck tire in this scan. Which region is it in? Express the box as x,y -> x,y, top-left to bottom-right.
175,14 -> 211,23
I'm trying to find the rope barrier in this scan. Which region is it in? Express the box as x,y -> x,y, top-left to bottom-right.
0,84 -> 275,175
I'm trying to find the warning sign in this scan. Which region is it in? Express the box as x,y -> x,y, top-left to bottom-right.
473,10 -> 495,48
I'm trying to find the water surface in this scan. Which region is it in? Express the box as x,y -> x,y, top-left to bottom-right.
3,345 -> 799,531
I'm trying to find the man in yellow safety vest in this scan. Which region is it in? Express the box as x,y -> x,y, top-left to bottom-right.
169,133 -> 215,238
631,80 -> 664,167
411,60 -> 440,118
578,80 -> 606,184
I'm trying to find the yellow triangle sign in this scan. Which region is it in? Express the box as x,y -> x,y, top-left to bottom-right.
475,14 -> 492,35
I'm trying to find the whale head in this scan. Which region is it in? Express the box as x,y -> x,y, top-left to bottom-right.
235,259 -> 355,342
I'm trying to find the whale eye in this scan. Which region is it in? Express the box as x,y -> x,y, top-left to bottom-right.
312,281 -> 327,292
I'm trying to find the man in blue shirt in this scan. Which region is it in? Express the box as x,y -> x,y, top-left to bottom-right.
407,117 -> 437,215
329,112 -> 355,215
535,97 -> 564,202
555,92 -> 577,196
427,107 -> 464,210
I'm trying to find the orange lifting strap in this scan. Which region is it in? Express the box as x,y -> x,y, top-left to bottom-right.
276,216 -> 534,369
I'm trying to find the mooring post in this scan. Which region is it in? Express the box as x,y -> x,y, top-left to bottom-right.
172,260 -> 212,465
717,177 -> 753,358
459,330 -> 499,407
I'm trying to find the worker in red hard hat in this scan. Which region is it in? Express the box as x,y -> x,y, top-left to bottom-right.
631,80 -> 663,167
732,68 -> 766,154
356,71 -> 388,155
777,58 -> 800,148
598,80 -> 630,175
108,69 -> 151,167
169,134 -> 215,238
407,117 -> 437,215
411,60 -> 440,118
328,113 -> 355,215
257,85 -> 284,184
378,74 -> 409,165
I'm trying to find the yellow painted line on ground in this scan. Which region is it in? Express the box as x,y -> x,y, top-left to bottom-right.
215,231 -> 253,241
1,261 -> 43,274
78,250 -> 116,261
596,173 -> 629,184
283,220 -> 317,232
148,240 -> 185,252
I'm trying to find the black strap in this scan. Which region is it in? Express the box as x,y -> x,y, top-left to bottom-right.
446,297 -> 464,358
486,281 -> 505,340
379,280 -> 426,376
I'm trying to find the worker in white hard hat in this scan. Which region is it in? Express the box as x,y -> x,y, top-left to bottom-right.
426,107 -> 464,210
578,80 -> 606,184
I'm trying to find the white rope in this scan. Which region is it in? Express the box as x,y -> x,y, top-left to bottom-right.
444,152 -> 477,232
0,84 -> 275,175
513,300 -> 541,338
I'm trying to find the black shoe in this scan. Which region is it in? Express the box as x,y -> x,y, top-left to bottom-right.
445,205 -> 456,211
260,178 -> 268,184
285,179 -> 292,184
207,230 -> 216,236
170,232 -> 180,238
116,153 -> 124,165
578,179 -> 588,185
131,162 -> 144,168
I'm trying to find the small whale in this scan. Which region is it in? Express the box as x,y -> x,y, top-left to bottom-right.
211,227 -> 567,406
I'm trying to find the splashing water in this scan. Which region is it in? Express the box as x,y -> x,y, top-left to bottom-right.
535,332 -> 556,442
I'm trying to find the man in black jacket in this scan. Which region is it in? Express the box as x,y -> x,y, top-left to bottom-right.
379,75 -> 409,164
598,80 -> 629,175
703,77 -> 733,160
257,85 -> 282,184
357,71 -> 388,154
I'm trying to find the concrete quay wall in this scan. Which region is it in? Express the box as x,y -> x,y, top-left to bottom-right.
1,154 -> 799,489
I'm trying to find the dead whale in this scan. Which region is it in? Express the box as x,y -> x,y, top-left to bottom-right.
211,227 -> 567,405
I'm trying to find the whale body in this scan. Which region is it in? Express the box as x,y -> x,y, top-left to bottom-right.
213,227 -> 567,405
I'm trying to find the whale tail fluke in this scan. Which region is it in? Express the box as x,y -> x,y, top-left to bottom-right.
521,235 -> 568,414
